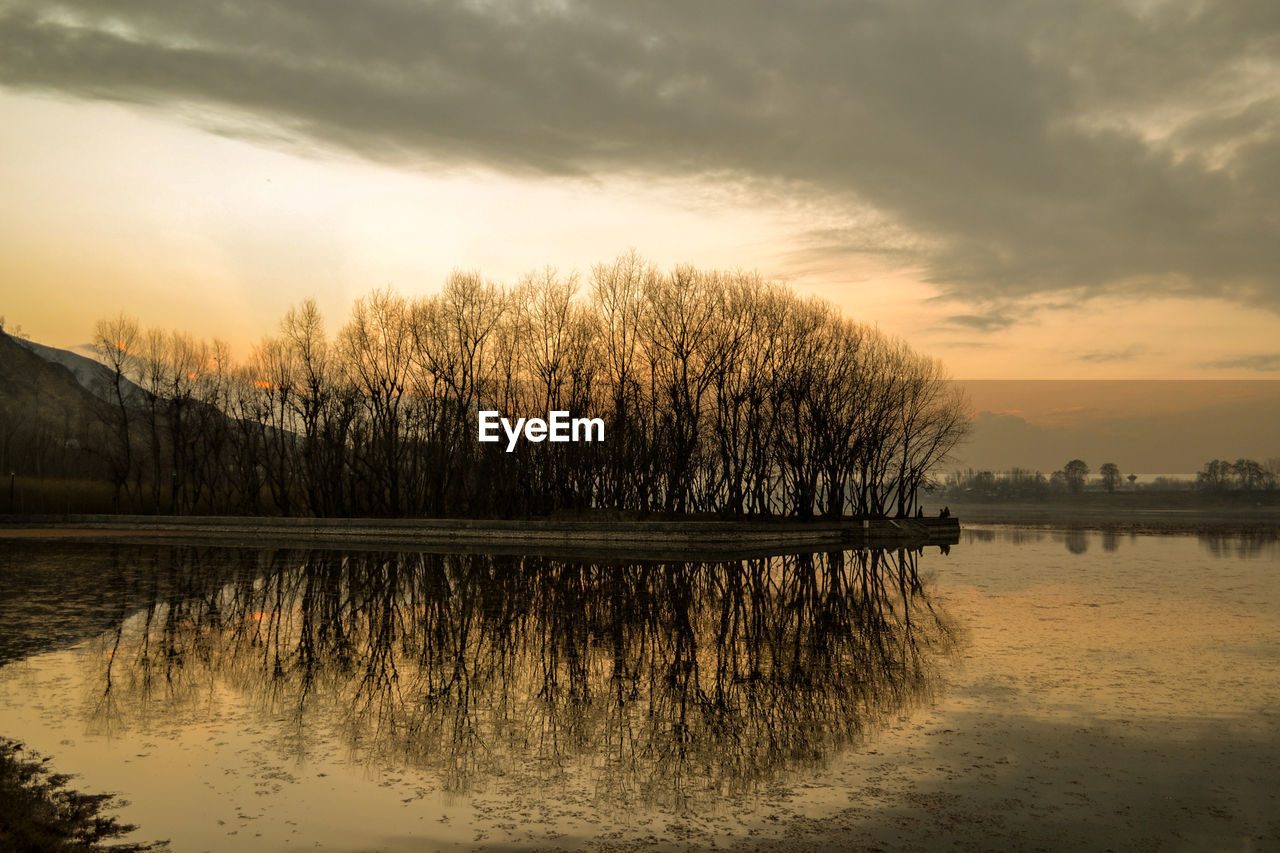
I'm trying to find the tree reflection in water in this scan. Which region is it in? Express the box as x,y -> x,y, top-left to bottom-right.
87,548 -> 957,809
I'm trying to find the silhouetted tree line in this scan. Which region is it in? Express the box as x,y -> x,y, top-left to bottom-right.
85,546 -> 955,808
90,254 -> 968,518
945,460 -> 1104,499
947,456 -> 1279,501
944,467 -> 1052,500
1196,458 -> 1279,492
0,402 -> 112,486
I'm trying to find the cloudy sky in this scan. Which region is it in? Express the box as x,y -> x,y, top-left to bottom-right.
2,0 -> 1278,378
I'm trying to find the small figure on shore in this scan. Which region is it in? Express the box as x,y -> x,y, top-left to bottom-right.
916,507 -> 924,518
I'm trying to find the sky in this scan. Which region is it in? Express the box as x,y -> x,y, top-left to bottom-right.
1,0 -> 1279,380
957,380 -> 1280,472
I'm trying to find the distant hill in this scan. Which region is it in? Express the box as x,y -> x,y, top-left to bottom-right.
12,336 -> 146,405
0,331 -> 248,512
0,330 -> 115,480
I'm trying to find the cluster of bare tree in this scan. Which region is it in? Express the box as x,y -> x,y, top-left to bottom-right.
1196,458 -> 1279,491
92,254 -> 968,518
88,546 -> 954,807
946,460 -> 1133,498
944,466 -> 1054,500
948,458 -> 1120,498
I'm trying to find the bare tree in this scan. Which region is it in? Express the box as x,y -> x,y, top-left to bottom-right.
1099,462 -> 1121,493
340,288 -> 413,516
1063,459 -> 1090,494
91,313 -> 140,511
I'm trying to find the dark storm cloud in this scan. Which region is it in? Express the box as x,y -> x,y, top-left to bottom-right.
2,0 -> 1278,309
1078,346 -> 1145,363
1201,353 -> 1280,372
945,312 -> 1015,332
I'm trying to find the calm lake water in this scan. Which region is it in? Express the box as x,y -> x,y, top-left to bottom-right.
1,528 -> 1277,851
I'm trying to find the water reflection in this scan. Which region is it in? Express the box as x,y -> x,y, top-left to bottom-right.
80,548 -> 956,810
1063,530 -> 1088,554
0,543 -> 247,666
961,526 -> 1280,559
1198,531 -> 1280,560
963,528 -> 1047,546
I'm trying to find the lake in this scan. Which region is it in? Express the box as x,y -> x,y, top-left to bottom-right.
0,527 -> 1276,851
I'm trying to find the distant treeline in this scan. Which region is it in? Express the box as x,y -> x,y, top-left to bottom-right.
85,254 -> 967,518
1195,458 -> 1279,492
945,457 -> 1279,501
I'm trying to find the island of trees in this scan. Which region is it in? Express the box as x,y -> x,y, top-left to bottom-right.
56,254 -> 968,519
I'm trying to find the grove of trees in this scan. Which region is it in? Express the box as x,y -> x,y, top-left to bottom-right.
87,254 -> 969,519
1196,458 -> 1279,491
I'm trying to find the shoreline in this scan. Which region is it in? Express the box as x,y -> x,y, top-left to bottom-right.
0,514 -> 961,557
944,500 -> 1279,535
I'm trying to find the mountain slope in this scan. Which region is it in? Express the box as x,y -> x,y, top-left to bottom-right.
0,330 -> 115,479
13,337 -> 146,405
